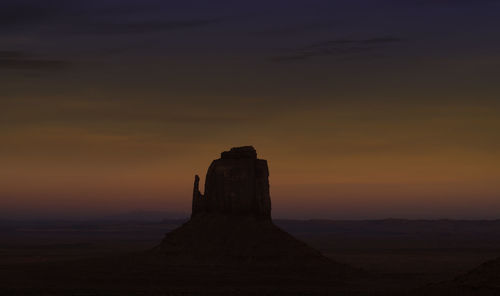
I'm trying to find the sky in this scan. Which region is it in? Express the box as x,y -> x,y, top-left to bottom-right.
1,0 -> 499,219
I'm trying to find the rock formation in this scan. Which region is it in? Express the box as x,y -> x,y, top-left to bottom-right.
191,146 -> 271,218
155,146 -> 344,269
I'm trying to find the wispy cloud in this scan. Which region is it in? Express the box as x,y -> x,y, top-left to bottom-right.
0,1 -> 229,35
0,1 -> 70,28
0,51 -> 30,58
309,37 -> 402,48
74,18 -> 227,35
0,50 -> 68,70
253,21 -> 338,37
272,37 -> 402,62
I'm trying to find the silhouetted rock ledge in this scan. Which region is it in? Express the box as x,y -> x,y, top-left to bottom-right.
154,146 -> 347,269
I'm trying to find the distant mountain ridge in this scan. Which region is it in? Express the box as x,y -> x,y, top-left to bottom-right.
103,210 -> 188,221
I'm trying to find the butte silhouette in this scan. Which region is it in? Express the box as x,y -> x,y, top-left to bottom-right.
154,146 -> 342,267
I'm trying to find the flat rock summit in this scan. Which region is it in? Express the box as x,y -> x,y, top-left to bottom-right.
154,146 -> 340,267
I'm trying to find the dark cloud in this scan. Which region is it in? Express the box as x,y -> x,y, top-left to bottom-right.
272,37 -> 402,62
0,50 -> 69,70
0,48 -> 69,71
0,51 -> 30,59
272,47 -> 375,62
0,1 -> 227,35
253,21 -> 338,36
363,37 -> 402,44
0,0 -> 68,28
392,0 -> 500,6
0,59 -> 68,70
73,18 -> 227,35
0,0 -> 162,28
309,37 -> 402,48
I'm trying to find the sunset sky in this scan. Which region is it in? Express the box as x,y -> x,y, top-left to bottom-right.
1,0 -> 499,219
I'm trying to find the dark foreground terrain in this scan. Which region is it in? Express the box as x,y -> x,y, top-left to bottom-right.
2,219 -> 500,295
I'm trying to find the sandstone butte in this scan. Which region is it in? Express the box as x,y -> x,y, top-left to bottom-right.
154,146 -> 345,269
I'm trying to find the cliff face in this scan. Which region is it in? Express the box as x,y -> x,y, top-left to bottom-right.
192,146 -> 271,218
